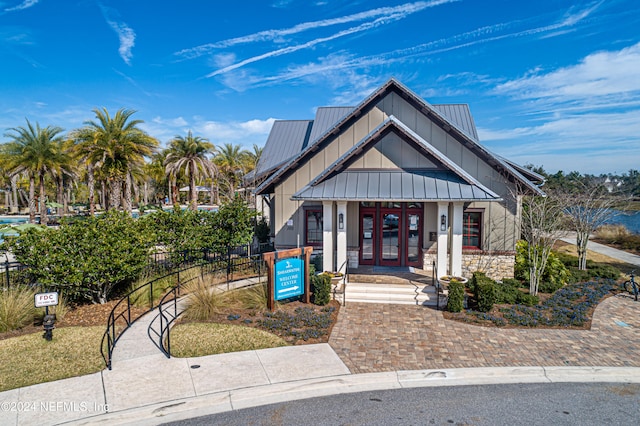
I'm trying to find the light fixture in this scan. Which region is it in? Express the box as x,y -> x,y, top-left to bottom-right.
440,214 -> 447,231
338,213 -> 344,230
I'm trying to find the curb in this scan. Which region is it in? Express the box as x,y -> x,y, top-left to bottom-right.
67,366 -> 640,425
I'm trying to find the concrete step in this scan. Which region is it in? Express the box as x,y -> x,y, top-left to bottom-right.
340,281 -> 447,307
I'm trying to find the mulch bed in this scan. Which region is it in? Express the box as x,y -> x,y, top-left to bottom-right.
177,299 -> 341,345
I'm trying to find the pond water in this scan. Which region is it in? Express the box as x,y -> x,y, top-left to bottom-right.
606,210 -> 640,234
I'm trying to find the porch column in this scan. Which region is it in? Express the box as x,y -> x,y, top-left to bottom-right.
322,201 -> 334,273
450,202 -> 464,276
336,201 -> 347,273
437,202 -> 449,277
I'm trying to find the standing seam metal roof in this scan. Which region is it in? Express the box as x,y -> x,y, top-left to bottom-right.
293,115 -> 501,202
253,120 -> 312,179
255,78 -> 544,197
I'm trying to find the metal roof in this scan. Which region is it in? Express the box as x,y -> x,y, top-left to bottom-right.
292,169 -> 500,201
255,78 -> 544,197
253,120 -> 312,179
307,107 -> 354,144
432,104 -> 478,141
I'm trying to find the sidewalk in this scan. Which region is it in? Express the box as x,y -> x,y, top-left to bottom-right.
559,234 -> 640,267
2,255 -> 640,425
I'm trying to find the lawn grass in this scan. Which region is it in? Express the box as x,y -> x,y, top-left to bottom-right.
0,326 -> 105,392
169,323 -> 287,357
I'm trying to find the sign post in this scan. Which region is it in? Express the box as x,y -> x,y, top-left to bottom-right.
263,247 -> 312,311
35,291 -> 58,341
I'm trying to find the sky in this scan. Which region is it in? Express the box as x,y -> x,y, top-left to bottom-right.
1,0 -> 639,175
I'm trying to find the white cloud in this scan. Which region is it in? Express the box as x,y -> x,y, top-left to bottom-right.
4,0 -> 39,12
176,1 -> 455,59
215,2 -> 602,91
99,4 -> 136,65
152,116 -> 189,127
195,118 -> 277,145
144,116 -> 276,148
205,10 -> 421,78
494,41 -> 640,103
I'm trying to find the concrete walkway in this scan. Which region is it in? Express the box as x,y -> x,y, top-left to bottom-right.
560,234 -> 640,267
2,253 -> 640,425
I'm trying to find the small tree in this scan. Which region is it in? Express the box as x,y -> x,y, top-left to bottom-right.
558,183 -> 629,270
519,192 -> 567,296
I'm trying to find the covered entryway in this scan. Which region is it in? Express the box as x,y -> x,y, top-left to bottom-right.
359,202 -> 423,268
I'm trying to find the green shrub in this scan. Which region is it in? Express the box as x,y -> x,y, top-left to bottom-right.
446,280 -> 465,313
312,273 -> 331,306
468,271 -> 488,294
515,293 -> 539,306
3,210 -> 150,304
515,241 -> 570,293
556,252 -> 621,283
0,286 -> 36,332
495,279 -> 520,304
476,279 -> 497,312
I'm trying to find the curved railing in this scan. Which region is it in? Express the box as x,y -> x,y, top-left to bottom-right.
100,262 -> 210,370
150,254 -> 266,359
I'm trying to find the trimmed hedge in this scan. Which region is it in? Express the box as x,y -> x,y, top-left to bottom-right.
312,273 -> 331,306
446,279 -> 465,313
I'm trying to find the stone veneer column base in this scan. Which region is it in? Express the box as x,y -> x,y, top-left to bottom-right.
423,250 -> 515,281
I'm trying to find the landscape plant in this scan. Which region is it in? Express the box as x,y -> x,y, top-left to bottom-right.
0,285 -> 36,333
1,210 -> 151,304
446,279 -> 465,313
312,273 -> 332,306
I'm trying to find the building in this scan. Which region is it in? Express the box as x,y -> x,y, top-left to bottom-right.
253,79 -> 544,279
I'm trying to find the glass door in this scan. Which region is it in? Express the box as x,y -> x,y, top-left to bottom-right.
406,212 -> 421,267
380,211 -> 400,266
360,211 -> 375,265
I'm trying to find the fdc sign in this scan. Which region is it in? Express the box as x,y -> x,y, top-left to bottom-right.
274,258 -> 303,301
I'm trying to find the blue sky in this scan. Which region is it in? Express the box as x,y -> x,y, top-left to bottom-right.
1,0 -> 639,175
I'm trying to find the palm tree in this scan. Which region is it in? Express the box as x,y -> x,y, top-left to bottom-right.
69,128 -> 99,215
214,143 -> 249,201
164,130 -> 217,210
74,108 -> 158,212
2,120 -> 66,224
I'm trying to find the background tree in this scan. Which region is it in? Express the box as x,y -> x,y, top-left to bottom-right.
76,108 -> 157,212
558,183 -> 629,270
164,130 -> 217,210
2,120 -> 66,224
214,143 -> 248,201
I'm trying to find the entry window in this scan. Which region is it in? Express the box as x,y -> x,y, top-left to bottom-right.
305,209 -> 323,246
463,211 -> 482,249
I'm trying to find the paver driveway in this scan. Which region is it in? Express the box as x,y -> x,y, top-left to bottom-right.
329,295 -> 640,373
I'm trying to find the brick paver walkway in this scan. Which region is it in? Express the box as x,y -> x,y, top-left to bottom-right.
329,295 -> 640,373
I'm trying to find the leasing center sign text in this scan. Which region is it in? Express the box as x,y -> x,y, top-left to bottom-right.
274,258 -> 303,300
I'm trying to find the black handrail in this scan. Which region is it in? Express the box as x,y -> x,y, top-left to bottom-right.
100,262 -> 208,370
151,254 -> 265,359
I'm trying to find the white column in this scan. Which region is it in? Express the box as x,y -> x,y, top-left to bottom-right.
322,201 -> 334,273
450,202 -> 464,277
437,202 -> 449,277
336,201 -> 347,273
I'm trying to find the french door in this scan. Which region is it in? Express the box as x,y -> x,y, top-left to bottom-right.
360,204 -> 423,267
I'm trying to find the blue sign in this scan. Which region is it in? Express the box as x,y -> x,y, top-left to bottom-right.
274,257 -> 304,301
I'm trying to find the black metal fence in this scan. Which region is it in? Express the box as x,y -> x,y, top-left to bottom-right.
0,260 -> 34,289
100,243 -> 269,370
148,253 -> 265,360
